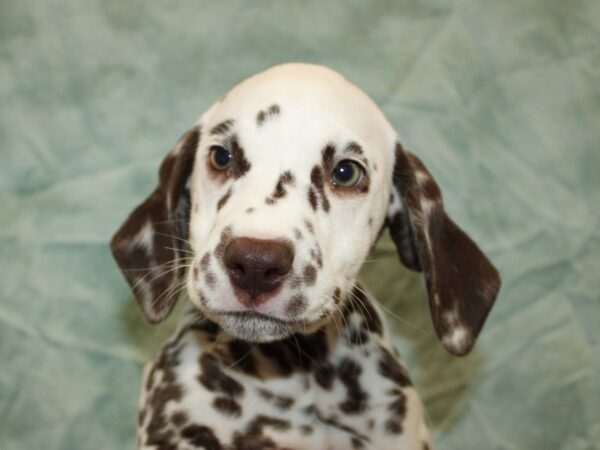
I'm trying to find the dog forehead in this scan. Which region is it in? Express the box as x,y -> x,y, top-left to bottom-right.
201,64 -> 395,162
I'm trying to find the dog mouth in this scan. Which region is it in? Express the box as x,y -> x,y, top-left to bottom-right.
204,309 -> 316,342
219,310 -> 300,325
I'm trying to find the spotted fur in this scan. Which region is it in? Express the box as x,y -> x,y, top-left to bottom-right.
111,64 -> 501,449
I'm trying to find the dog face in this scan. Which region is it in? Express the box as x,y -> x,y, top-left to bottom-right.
111,64 -> 500,355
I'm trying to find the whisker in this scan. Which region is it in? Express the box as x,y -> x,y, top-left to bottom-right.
153,231 -> 192,247
353,285 -> 426,333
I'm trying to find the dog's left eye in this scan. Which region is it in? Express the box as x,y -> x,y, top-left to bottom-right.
209,146 -> 232,170
331,160 -> 364,187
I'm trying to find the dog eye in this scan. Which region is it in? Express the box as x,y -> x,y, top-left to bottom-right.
331,160 -> 364,187
209,146 -> 232,170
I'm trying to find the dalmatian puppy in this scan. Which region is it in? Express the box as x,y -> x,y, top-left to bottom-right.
111,63 -> 501,450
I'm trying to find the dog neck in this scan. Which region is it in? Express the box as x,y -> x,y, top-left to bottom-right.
171,284 -> 384,379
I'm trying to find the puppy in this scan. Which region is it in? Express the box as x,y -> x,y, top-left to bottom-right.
111,63 -> 500,449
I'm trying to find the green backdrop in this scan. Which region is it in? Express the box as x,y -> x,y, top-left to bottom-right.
1,1 -> 599,449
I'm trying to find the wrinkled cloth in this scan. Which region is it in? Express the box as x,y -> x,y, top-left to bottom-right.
1,1 -> 598,449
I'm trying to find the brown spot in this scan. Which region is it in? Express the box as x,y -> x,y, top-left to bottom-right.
333,288 -> 341,304
265,171 -> 295,204
181,424 -> 223,449
322,144 -> 336,169
346,326 -> 369,346
214,226 -> 233,260
212,396 -> 242,417
352,437 -> 366,449
210,119 -> 234,136
305,220 -> 315,234
257,104 -> 281,126
289,275 -> 303,289
310,166 -> 330,212
257,388 -> 274,400
315,362 -> 335,390
227,134 -> 251,178
310,246 -> 323,268
198,354 -> 244,397
246,415 -> 291,434
308,187 -> 318,211
300,425 -> 313,435
303,264 -> 317,286
227,340 -> 257,375
171,411 -> 188,427
200,253 -> 211,270
286,294 -> 307,316
384,388 -> 407,435
245,207 -> 255,214
217,188 -> 233,210
258,328 -> 329,373
293,228 -> 303,240
378,347 -> 412,387
257,388 -> 295,410
337,357 -> 369,414
345,142 -> 363,156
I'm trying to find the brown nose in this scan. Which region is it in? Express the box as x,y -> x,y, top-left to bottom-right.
223,238 -> 294,300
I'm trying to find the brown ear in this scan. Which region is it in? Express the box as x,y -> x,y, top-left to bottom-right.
110,127 -> 200,323
387,143 -> 501,356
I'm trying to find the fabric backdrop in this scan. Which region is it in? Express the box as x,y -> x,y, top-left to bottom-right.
1,1 -> 598,449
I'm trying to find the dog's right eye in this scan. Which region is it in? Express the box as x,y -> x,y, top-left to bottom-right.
209,146 -> 232,170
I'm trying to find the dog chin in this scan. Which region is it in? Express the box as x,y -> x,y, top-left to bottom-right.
216,314 -> 293,342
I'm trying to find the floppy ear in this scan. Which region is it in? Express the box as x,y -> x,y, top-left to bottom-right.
387,142 -> 501,356
110,126 -> 200,323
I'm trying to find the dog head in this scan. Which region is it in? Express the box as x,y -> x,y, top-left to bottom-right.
111,64 -> 500,356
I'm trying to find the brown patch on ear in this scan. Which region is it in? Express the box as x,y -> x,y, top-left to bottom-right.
388,143 -> 501,356
110,127 -> 200,323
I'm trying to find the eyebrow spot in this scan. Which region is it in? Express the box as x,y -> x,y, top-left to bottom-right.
322,144 -> 336,169
228,134 -> 251,178
345,142 -> 363,155
210,119 -> 234,136
257,104 -> 281,126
